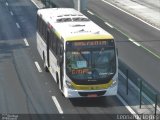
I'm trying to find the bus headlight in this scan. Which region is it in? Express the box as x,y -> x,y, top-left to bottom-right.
66,81 -> 75,89
110,80 -> 117,88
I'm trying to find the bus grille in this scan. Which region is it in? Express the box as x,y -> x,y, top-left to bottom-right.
78,91 -> 106,97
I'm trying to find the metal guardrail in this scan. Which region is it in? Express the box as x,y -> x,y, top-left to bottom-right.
119,59 -> 160,119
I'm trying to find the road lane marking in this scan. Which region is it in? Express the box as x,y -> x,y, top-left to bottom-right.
129,38 -> 141,46
16,23 -> 20,29
87,10 -> 94,15
24,38 -> 29,46
35,61 -> 42,72
86,8 -> 154,59
100,1 -> 160,60
101,0 -> 160,31
10,11 -> 14,16
6,2 -> 8,6
52,96 -> 63,114
105,22 -> 113,28
141,46 -> 160,59
30,0 -> 40,9
117,94 -> 141,120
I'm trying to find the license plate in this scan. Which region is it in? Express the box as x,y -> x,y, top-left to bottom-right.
87,94 -> 97,97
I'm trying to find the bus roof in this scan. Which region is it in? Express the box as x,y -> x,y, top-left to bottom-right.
37,8 -> 114,41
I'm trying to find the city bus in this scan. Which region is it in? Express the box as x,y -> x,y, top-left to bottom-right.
37,8 -> 118,98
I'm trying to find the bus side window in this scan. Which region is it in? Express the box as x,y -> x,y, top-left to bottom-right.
49,31 -> 52,48
44,22 -> 48,41
54,34 -> 58,55
56,35 -> 60,55
57,40 -> 63,65
41,20 -> 44,38
38,16 -> 43,36
57,40 -> 63,56
37,15 -> 39,31
60,44 -> 63,55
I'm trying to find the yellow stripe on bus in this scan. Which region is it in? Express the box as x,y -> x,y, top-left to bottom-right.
65,34 -> 113,41
55,31 -> 61,39
71,80 -> 113,90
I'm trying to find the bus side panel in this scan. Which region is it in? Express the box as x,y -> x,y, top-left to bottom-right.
49,50 -> 60,82
37,32 -> 60,84
37,32 -> 47,65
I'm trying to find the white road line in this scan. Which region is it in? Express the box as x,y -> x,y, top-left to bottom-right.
117,94 -> 141,120
24,38 -> 29,46
105,22 -> 113,28
30,0 -> 40,9
101,0 -> 160,31
6,2 -> 8,6
35,61 -> 42,72
16,23 -> 20,29
10,11 -> 14,16
52,96 -> 63,114
87,10 -> 94,15
129,38 -> 141,47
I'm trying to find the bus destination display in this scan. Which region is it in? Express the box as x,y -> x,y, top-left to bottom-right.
67,40 -> 114,50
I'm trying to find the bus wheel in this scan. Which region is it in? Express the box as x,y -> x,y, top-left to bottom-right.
45,65 -> 49,72
43,52 -> 49,72
56,73 -> 64,97
56,73 -> 59,85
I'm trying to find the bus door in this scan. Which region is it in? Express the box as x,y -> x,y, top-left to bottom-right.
46,29 -> 50,67
59,44 -> 64,90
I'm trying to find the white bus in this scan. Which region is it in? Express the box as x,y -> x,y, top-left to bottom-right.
37,8 -> 118,98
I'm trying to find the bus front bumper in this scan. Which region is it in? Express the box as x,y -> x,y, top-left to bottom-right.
63,85 -> 118,98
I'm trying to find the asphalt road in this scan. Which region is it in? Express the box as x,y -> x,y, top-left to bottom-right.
86,0 -> 160,93
0,0 -> 59,114
0,0 -> 134,119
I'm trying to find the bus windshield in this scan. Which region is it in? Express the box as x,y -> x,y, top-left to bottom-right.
66,40 -> 116,81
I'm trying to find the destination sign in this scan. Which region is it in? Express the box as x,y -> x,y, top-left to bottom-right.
67,40 -> 114,50
73,41 -> 107,46
66,40 -> 114,50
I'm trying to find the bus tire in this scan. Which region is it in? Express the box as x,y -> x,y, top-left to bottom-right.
56,72 -> 59,85
43,52 -> 49,72
45,65 -> 49,72
59,80 -> 65,96
56,73 -> 64,96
